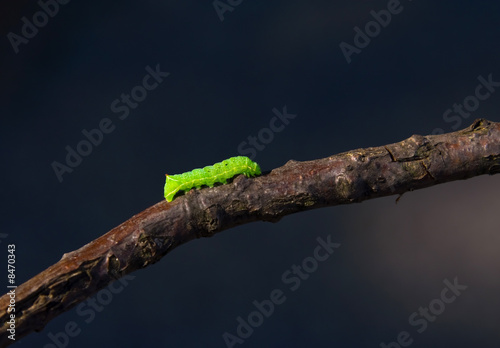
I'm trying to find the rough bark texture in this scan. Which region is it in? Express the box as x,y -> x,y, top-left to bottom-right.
1,119 -> 499,346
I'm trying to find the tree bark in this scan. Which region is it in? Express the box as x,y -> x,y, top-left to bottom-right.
1,119 -> 499,346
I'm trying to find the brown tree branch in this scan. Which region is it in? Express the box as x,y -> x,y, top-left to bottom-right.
1,119 -> 499,346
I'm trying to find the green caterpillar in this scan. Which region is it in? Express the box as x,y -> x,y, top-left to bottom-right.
164,156 -> 261,202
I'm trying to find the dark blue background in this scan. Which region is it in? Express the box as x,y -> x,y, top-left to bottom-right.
2,1 -> 500,347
